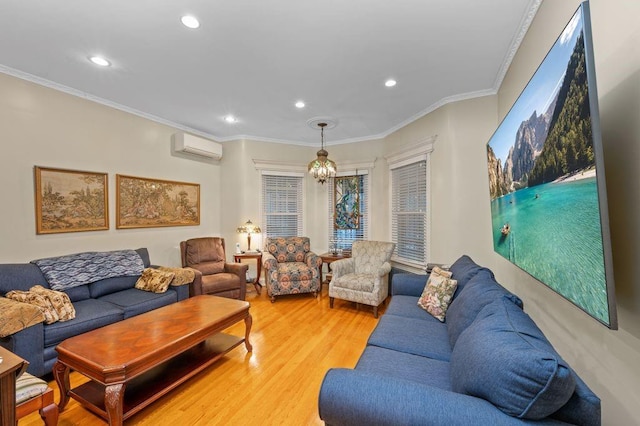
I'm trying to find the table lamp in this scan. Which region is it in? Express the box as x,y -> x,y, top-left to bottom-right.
236,219 -> 261,251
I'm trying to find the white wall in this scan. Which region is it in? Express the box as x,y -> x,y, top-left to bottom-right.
219,137 -> 388,256
0,74 -> 222,266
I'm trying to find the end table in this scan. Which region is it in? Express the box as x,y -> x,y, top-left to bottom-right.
234,252 -> 263,295
319,252 -> 351,285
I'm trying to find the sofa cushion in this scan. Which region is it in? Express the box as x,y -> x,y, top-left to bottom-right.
98,288 -> 178,319
385,295 -> 438,321
446,269 -> 523,347
135,268 -> 174,293
63,285 -> 90,302
356,345 -> 452,390
89,275 -> 139,298
417,271 -> 457,322
367,314 -> 451,361
185,238 -> 225,273
450,297 -> 576,420
44,298 -> 124,346
449,255 -> 486,293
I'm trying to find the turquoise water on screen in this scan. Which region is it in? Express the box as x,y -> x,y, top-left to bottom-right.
491,177 -> 609,323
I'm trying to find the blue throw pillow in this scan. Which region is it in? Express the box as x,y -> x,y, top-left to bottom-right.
450,297 -> 576,420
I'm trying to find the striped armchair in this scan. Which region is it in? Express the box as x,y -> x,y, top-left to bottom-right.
262,237 -> 322,303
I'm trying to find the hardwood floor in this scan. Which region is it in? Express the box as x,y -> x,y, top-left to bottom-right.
20,283 -> 384,425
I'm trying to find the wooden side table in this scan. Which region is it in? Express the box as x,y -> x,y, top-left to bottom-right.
319,252 -> 351,285
0,346 -> 28,426
234,252 -> 263,295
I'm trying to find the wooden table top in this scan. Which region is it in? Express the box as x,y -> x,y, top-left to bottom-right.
55,295 -> 250,384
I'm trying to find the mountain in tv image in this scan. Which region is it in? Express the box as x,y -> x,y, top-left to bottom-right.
486,10 -> 609,325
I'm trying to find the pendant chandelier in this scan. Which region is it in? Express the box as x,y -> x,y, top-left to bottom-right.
308,122 -> 337,184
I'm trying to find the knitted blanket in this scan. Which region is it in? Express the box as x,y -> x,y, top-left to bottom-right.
31,249 -> 144,291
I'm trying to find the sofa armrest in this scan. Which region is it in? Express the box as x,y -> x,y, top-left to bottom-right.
187,267 -> 203,297
331,258 -> 354,278
224,262 -> 248,280
376,261 -> 392,277
262,252 -> 277,271
0,297 -> 44,338
319,369 -> 566,426
305,251 -> 322,270
391,272 -> 428,297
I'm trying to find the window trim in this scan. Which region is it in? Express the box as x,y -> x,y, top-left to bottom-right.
259,171 -> 305,239
386,137 -> 436,269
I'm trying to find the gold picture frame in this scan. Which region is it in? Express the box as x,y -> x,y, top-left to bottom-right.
34,166 -> 109,234
334,175 -> 360,229
116,174 -> 200,229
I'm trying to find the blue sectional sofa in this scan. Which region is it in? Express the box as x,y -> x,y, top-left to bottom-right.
0,248 -> 191,377
319,255 -> 600,425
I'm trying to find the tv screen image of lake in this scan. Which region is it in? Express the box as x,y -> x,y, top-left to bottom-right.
491,176 -> 607,323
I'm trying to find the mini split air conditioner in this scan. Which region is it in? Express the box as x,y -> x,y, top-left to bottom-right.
172,133 -> 222,160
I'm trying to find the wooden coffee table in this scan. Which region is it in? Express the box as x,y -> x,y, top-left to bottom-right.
53,295 -> 252,425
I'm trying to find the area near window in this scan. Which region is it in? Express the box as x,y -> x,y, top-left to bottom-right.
261,173 -> 303,238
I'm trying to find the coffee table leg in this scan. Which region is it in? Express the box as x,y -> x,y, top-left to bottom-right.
53,361 -> 70,411
105,383 -> 125,426
244,313 -> 253,352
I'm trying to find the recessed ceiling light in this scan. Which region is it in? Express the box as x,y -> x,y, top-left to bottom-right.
295,101 -> 305,109
89,56 -> 110,67
224,115 -> 237,123
181,15 -> 200,29
385,79 -> 397,87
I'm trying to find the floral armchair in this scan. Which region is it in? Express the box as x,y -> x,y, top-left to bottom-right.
262,237 -> 322,303
329,240 -> 396,318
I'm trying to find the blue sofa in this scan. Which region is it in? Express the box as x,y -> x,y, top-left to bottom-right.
319,255 -> 600,425
0,248 -> 190,377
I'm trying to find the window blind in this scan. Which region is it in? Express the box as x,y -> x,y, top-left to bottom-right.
328,174 -> 368,251
391,160 -> 427,264
261,174 -> 303,238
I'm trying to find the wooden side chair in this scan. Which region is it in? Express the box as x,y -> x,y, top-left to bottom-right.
16,372 -> 58,425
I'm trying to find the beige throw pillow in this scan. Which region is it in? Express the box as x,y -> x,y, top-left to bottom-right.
135,268 -> 175,293
418,267 -> 458,322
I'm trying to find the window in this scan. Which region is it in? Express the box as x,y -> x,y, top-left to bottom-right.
328,173 -> 368,251
391,160 -> 428,265
261,173 -> 303,237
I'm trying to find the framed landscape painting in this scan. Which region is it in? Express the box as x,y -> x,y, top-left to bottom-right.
34,166 -> 109,234
116,174 -> 200,229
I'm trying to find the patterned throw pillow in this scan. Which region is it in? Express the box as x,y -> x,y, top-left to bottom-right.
30,285 -> 76,321
5,290 -> 60,324
417,268 -> 458,322
135,268 -> 175,293
430,266 -> 452,278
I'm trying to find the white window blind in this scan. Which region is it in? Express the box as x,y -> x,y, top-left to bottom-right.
261,174 -> 303,238
391,160 -> 427,265
328,174 -> 368,250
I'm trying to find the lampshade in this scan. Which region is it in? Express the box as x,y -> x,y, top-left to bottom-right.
308,122 -> 336,184
236,219 -> 261,251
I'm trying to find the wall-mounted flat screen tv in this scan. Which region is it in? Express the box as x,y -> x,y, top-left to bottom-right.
486,2 -> 617,328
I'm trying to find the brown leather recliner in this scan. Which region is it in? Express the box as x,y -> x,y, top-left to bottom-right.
180,237 -> 249,300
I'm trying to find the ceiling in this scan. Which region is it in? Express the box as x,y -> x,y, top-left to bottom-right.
0,0 -> 540,146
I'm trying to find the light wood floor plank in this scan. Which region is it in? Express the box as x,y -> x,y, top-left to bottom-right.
19,284 -> 385,425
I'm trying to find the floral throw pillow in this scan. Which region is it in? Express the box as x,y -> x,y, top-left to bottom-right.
135,268 -> 175,293
418,268 -> 458,322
